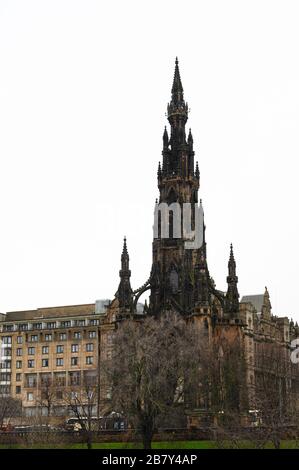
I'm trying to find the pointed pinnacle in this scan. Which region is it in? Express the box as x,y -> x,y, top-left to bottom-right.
228,244 -> 236,271
171,57 -> 183,96
157,161 -> 162,177
229,243 -> 235,259
122,236 -> 128,254
163,126 -> 168,142
195,161 -> 200,178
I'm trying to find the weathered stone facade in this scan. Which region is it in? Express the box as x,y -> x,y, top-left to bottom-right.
100,59 -> 299,423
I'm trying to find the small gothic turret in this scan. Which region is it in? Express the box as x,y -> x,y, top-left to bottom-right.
188,128 -> 193,146
195,161 -> 200,180
225,244 -> 239,316
115,237 -> 133,311
194,250 -> 211,306
157,161 -> 162,181
163,126 -> 169,149
261,286 -> 271,319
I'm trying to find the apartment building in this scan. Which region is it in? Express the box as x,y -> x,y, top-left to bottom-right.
0,300 -> 110,416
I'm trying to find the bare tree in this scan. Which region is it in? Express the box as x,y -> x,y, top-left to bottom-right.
102,312 -> 203,449
63,372 -> 99,449
0,394 -> 22,430
203,338 -> 250,448
251,341 -> 296,449
36,375 -> 58,420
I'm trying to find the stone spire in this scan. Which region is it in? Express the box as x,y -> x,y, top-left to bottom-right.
225,244 -> 240,316
171,57 -> 184,99
116,237 -> 133,311
194,249 -> 211,306
261,286 -> 271,319
165,58 -> 190,175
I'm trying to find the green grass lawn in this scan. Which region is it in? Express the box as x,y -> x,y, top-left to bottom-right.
0,440 -> 299,449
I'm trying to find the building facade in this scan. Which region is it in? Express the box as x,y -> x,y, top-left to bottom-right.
0,304 -> 105,416
0,59 -> 298,421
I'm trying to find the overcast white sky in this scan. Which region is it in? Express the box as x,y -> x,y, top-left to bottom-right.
0,0 -> 298,320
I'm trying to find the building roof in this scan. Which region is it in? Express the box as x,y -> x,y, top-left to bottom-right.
3,303 -> 96,321
241,294 -> 264,313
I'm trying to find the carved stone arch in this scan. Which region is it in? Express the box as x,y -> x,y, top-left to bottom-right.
168,257 -> 179,271
167,187 -> 178,204
212,295 -> 222,312
210,285 -> 225,310
133,283 -> 151,310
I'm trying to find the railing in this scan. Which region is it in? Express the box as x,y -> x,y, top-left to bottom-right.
0,425 -> 298,446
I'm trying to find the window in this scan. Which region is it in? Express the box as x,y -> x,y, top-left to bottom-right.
28,360 -> 35,368
16,348 -> 22,356
71,357 -> 78,366
26,374 -> 37,387
71,344 -> 79,353
2,336 -> 12,344
3,325 -> 13,332
16,386 -> 21,394
19,324 -> 28,331
30,335 -> 38,342
84,371 -> 96,386
42,359 -> 49,368
2,360 -> 11,369
17,336 -> 23,344
40,374 -> 51,386
0,385 -> 10,395
42,346 -> 49,354
169,268 -> 179,293
3,348 -> 11,356
56,345 -> 64,354
74,332 -> 81,340
32,322 -> 42,330
88,331 -> 96,339
28,347 -> 35,355
54,372 -> 66,386
47,322 -> 56,329
0,372 -> 11,381
56,390 -> 63,400
16,373 -> 21,382
86,356 -> 93,365
27,392 -> 34,402
74,319 -> 85,327
86,343 -> 94,352
56,358 -> 64,367
89,319 -> 99,326
59,333 -> 67,341
69,372 -> 80,386
61,321 -> 71,328
16,361 -> 22,369
45,334 -> 52,341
